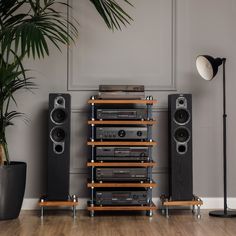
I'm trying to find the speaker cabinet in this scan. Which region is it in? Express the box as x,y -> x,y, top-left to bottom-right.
168,94 -> 193,201
47,93 -> 71,200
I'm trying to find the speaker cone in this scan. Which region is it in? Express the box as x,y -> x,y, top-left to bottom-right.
174,109 -> 190,125
54,144 -> 63,154
51,108 -> 67,124
174,127 -> 190,143
50,127 -> 66,142
177,144 -> 187,154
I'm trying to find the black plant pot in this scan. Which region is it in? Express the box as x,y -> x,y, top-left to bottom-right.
0,162 -> 26,220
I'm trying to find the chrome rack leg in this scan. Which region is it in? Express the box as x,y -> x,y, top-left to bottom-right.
146,210 -> 153,217
41,206 -> 44,219
73,206 -> 76,219
192,205 -> 195,215
197,205 -> 201,219
166,206 -> 169,218
161,204 -> 165,215
90,210 -> 95,217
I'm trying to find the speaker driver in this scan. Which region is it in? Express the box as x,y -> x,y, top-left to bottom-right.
54,144 -> 63,154
174,127 -> 190,143
177,143 -> 187,154
50,127 -> 66,142
51,108 -> 67,124
174,109 -> 190,125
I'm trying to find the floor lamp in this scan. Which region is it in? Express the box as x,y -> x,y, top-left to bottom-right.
196,55 -> 236,217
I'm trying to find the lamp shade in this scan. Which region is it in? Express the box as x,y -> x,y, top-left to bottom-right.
196,55 -> 223,80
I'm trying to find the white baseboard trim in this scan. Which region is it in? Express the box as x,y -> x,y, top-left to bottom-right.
22,197 -> 236,210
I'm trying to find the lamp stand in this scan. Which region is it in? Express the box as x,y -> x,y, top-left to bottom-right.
209,59 -> 236,217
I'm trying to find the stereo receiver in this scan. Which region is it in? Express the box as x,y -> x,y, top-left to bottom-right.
96,127 -> 148,140
96,168 -> 148,182
96,109 -> 147,120
95,188 -> 149,205
96,147 -> 149,161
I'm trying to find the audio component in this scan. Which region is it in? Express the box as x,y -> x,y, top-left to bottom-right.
168,94 -> 193,201
96,147 -> 149,161
47,93 -> 71,200
97,85 -> 145,99
96,127 -> 148,140
96,109 -> 147,120
95,188 -> 149,205
96,168 -> 148,182
99,85 -> 145,92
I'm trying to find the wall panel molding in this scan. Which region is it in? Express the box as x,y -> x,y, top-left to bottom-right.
67,0 -> 176,91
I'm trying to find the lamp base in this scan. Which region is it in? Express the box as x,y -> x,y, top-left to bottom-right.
209,210 -> 236,218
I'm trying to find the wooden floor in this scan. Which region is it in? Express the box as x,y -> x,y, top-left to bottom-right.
0,210 -> 236,236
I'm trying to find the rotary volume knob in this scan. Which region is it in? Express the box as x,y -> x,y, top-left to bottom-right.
118,130 -> 126,137
137,131 -> 143,137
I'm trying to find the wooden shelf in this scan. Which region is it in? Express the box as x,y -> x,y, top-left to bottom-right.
88,120 -> 157,125
87,202 -> 157,211
39,201 -> 79,207
87,162 -> 157,167
88,99 -> 157,105
87,182 -> 157,188
87,141 -> 157,146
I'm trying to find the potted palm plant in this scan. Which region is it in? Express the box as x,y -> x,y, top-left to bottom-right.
0,0 -> 132,220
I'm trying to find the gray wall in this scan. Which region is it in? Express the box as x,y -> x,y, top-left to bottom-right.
7,0 -> 236,198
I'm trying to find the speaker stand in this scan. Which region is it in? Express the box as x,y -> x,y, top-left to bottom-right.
160,194 -> 203,218
209,210 -> 236,218
39,195 -> 79,219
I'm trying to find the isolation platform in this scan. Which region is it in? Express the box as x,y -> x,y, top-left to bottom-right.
39,195 -> 79,218
160,195 -> 203,218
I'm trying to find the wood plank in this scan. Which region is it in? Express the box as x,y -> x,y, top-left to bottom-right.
87,182 -> 157,188
87,203 -> 157,211
88,120 -> 157,125
87,162 -> 157,167
39,201 -> 79,207
87,141 -> 157,146
163,200 -> 203,206
88,99 -> 157,104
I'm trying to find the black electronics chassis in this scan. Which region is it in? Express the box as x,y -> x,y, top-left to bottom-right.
96,147 -> 149,161
96,168 -> 148,182
95,188 -> 150,206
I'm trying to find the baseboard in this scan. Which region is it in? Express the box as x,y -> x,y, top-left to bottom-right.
22,197 -> 236,210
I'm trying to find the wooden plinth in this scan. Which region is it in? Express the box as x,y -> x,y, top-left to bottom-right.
162,199 -> 203,206
38,198 -> 79,218
160,195 -> 203,218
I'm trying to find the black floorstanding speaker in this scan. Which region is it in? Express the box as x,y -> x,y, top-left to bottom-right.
47,93 -> 71,200
168,94 -> 193,201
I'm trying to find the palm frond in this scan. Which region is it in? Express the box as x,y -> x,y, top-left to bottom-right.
3,111 -> 29,127
1,0 -> 78,59
89,0 -> 133,30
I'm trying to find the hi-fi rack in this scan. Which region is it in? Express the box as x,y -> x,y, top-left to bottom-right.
87,98 -> 158,217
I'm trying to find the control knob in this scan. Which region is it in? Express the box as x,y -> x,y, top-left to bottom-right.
118,130 -> 126,137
